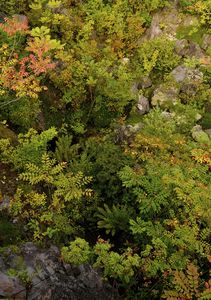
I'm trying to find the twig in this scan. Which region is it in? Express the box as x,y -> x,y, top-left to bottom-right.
0,98 -> 20,109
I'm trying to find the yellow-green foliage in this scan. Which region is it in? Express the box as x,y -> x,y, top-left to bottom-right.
163,264 -> 211,300
93,239 -> 141,284
0,0 -> 28,15
61,238 -> 92,265
0,128 -> 57,169
10,153 -> 92,241
180,0 -> 211,28
137,37 -> 180,75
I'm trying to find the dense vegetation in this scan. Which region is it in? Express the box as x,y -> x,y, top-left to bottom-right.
0,0 -> 210,299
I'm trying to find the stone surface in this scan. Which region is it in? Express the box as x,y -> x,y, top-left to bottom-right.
131,77 -> 152,94
140,76 -> 152,89
137,95 -> 150,115
0,195 -> 10,210
115,123 -> 144,144
171,65 -> 188,83
175,39 -> 189,56
205,128 -> 211,136
171,65 -> 203,96
0,243 -> 118,300
171,65 -> 203,84
0,272 -> 26,299
175,40 -> 205,58
140,3 -> 181,42
202,34 -> 211,50
191,125 -> 211,145
0,124 -> 17,141
188,41 -> 205,58
151,84 -> 179,107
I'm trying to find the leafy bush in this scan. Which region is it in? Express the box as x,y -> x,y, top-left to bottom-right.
137,37 -> 180,75
61,238 -> 92,265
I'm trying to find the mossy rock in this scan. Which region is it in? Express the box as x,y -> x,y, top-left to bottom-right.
0,124 -> 17,142
176,25 -> 206,46
126,111 -> 145,125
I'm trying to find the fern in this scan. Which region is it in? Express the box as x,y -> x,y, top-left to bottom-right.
96,204 -> 131,236
55,134 -> 80,163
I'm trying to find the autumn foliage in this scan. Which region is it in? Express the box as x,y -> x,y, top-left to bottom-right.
0,17 -> 61,99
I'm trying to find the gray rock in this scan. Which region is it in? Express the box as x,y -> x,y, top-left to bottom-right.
188,41 -> 205,58
170,65 -> 203,96
140,4 -> 181,42
115,123 -> 144,144
202,34 -> 211,50
171,65 -> 188,83
0,196 -> 10,210
0,244 -> 117,300
140,76 -> 152,89
131,77 -> 152,94
151,85 -> 179,107
175,39 -> 205,58
180,83 -> 197,96
137,95 -> 150,115
0,272 -> 26,299
205,128 -> 211,136
175,39 -> 189,56
191,126 -> 211,144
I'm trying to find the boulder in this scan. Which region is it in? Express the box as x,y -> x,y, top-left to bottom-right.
0,243 -> 118,300
0,124 -> 17,142
137,95 -> 150,115
140,76 -> 152,89
191,125 -> 211,145
175,39 -> 205,58
0,272 -> 26,299
140,4 -> 181,42
171,65 -> 188,83
151,84 -> 179,107
115,123 -> 144,144
204,128 -> 211,136
175,39 -> 190,56
131,76 -> 152,94
0,195 -> 10,210
202,34 -> 211,50
171,65 -> 203,96
171,65 -> 203,84
188,41 -> 205,59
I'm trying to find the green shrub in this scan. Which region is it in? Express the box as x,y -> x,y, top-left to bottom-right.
61,238 -> 92,265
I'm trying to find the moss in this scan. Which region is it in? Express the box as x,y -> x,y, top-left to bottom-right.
0,124 -> 17,142
176,25 -> 206,46
200,113 -> 211,129
126,112 -> 144,125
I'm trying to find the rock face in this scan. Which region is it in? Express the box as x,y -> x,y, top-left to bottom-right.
137,95 -> 150,115
175,40 -> 205,58
0,243 -> 117,300
115,123 -> 144,144
171,65 -> 203,84
202,34 -> 211,50
0,124 -> 17,142
191,125 -> 211,145
0,272 -> 26,299
171,65 -> 203,96
140,3 -> 181,42
151,84 -> 179,107
151,65 -> 203,107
